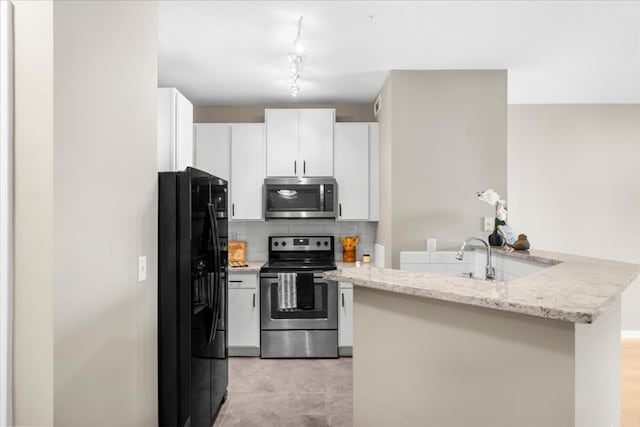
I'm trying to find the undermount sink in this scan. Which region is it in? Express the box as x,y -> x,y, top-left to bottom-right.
399,250 -> 550,281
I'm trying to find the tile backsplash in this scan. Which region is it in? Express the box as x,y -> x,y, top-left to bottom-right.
229,220 -> 377,262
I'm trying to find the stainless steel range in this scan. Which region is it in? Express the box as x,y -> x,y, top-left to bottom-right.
260,236 -> 338,358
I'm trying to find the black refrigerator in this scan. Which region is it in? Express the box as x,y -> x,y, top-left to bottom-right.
158,167 -> 228,427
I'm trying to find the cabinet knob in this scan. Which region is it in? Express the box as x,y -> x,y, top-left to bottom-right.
303,160 -> 306,175
232,203 -> 235,217
342,292 -> 345,307
339,203 -> 342,217
294,160 -> 297,174
253,293 -> 256,307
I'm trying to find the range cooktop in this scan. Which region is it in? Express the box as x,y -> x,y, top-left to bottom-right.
261,235 -> 336,273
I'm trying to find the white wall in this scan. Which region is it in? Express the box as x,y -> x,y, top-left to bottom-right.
13,1 -> 55,424
508,105 -> 640,332
0,1 -> 13,425
13,1 -> 158,425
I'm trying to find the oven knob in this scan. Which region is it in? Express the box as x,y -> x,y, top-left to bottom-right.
323,241 -> 329,246
282,241 -> 287,247
274,242 -> 279,247
316,241 -> 321,246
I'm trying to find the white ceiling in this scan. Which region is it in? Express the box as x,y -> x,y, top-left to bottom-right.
158,1 -> 640,106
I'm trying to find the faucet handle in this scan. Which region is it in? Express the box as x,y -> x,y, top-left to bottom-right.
486,265 -> 496,280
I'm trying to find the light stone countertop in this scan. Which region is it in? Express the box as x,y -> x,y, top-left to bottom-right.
228,261 -> 265,273
324,249 -> 640,324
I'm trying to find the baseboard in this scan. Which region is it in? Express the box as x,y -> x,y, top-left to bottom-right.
621,331 -> 640,339
228,346 -> 260,357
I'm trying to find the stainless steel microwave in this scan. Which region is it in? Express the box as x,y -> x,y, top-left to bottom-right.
263,177 -> 338,219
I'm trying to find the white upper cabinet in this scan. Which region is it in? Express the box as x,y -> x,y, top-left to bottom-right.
194,123 -> 266,221
368,123 -> 379,221
230,124 -> 265,220
265,108 -> 335,177
194,123 -> 231,180
158,87 -> 193,172
265,109 -> 298,176
298,109 -> 335,176
334,122 -> 379,221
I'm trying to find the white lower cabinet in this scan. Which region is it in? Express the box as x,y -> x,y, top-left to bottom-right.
228,273 -> 260,356
338,282 -> 353,355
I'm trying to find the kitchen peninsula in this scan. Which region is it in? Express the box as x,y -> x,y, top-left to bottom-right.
324,249 -> 640,427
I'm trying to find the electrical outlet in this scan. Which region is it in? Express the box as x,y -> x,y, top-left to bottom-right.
483,217 -> 495,232
138,256 -> 147,282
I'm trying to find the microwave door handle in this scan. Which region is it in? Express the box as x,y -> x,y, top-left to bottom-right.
319,184 -> 324,211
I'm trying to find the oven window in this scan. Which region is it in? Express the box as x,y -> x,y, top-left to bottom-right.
265,185 -> 322,212
269,281 -> 328,319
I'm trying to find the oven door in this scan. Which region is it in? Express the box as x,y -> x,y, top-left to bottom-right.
260,273 -> 338,330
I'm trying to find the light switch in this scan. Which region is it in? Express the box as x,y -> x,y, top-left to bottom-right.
138,256 -> 147,282
483,217 -> 495,232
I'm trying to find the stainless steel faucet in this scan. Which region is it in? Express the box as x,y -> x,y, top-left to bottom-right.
455,237 -> 496,280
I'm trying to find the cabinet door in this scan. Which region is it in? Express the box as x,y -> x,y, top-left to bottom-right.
174,90 -> 193,171
194,124 -> 231,181
334,123 -> 369,220
228,288 -> 260,348
298,109 -> 335,176
338,285 -> 353,348
157,88 -> 175,171
368,123 -> 379,221
265,109 -> 298,177
231,124 -> 265,220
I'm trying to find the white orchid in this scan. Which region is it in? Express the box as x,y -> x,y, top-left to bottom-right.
496,202 -> 508,221
476,189 -> 503,206
477,189 -> 508,222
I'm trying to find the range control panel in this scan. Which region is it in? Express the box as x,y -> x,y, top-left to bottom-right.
269,236 -> 333,252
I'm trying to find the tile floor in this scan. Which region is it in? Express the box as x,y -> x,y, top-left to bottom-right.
213,357 -> 353,427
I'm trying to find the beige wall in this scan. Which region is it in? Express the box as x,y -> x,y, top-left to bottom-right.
194,103 -> 374,123
13,1 -> 55,424
52,1 -> 158,425
508,105 -> 640,331
354,286 -> 575,426
14,1 -> 158,425
376,79 -> 393,267
377,70 -> 508,268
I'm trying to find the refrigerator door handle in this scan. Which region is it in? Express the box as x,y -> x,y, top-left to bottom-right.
209,206 -> 219,309
207,203 -> 221,344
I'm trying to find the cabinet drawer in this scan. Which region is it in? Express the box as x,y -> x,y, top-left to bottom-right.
228,273 -> 258,289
